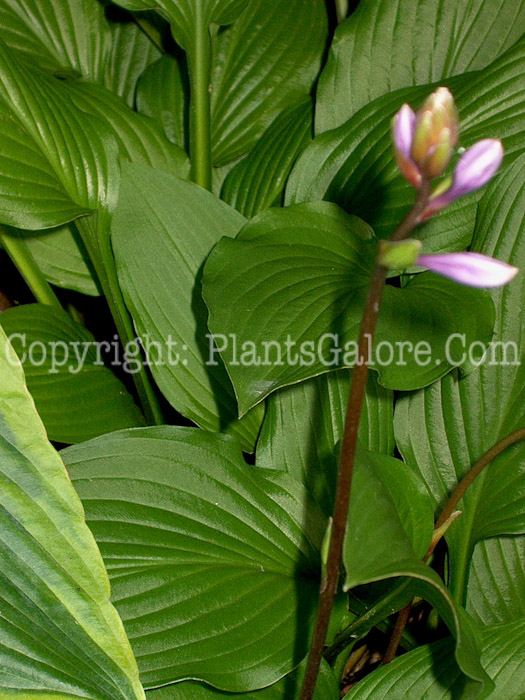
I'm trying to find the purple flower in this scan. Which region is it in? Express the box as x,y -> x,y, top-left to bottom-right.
417,252 -> 518,288
392,104 -> 421,187
425,139 -> 504,217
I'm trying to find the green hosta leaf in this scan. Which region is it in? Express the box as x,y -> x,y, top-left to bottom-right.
394,154 -> 525,604
316,0 -> 525,132
112,162 -> 262,450
0,40 -> 117,229
287,38 -> 525,250
6,223 -> 100,296
146,660 -> 338,699
110,0 -> 250,50
257,371 -> 394,514
342,448 -> 490,695
136,54 -> 188,149
466,536 -> 525,625
64,427 -> 324,691
203,201 -> 495,415
0,0 -> 112,79
210,0 -> 327,165
222,100 -> 313,218
343,620 -> 525,700
104,17 -> 162,107
0,326 -> 144,699
0,303 -> 145,444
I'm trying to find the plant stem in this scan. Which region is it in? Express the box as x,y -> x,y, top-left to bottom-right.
0,227 -> 62,309
382,426 -> 525,664
299,181 -> 432,700
189,11 -> 212,190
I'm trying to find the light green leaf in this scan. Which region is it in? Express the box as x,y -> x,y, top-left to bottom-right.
287,38 -> 525,251
342,448 -> 490,695
466,536 -> 525,625
210,0 -> 326,165
64,427 -> 325,691
0,303 -> 145,444
0,325 -> 144,699
343,620 -> 525,700
202,201 -> 495,415
146,660 -> 338,699
316,0 -> 525,132
394,154 -> 525,604
110,0 -> 250,51
104,16 -> 162,107
0,0 -> 112,80
112,162 -> 262,450
222,99 -> 313,218
136,54 -> 188,149
6,223 -> 100,296
257,371 -> 394,514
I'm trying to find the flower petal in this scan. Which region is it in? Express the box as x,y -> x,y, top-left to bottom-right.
393,104 -> 416,159
417,252 -> 519,288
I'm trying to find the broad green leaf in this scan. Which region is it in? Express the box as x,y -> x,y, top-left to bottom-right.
222,100 -> 313,218
257,371 -> 394,514
112,162 -> 262,450
104,16 -> 162,107
64,427 -> 325,691
0,0 -> 111,79
0,326 -> 144,699
5,223 -> 100,296
466,536 -> 525,625
136,54 -> 188,149
210,0 -> 327,165
316,0 -> 525,132
0,303 -> 145,444
342,448 -> 490,694
146,660 -> 338,699
0,39 -> 117,229
287,38 -> 525,251
110,0 -> 250,51
343,620 -> 525,700
202,201 -> 495,415
394,154 -> 525,604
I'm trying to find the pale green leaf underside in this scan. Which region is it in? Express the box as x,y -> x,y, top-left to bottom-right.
0,326 -> 144,699
64,427 -> 324,692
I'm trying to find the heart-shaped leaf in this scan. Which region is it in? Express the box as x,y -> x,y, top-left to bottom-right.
202,201 -> 495,415
63,427 -> 325,691
0,303 -> 145,443
316,0 -> 525,132
287,38 -> 525,251
112,162 -> 263,450
222,99 -> 313,218
0,326 -> 144,699
342,620 -> 525,700
394,154 -> 525,604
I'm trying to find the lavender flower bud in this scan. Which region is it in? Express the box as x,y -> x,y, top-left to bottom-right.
417,252 -> 518,288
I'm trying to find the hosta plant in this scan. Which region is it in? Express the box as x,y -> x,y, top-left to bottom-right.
0,1 -> 523,699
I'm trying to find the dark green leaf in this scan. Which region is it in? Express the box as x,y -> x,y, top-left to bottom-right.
316,0 -> 525,132
203,202 -> 495,415
64,427 -> 324,691
0,326 -> 144,699
0,304 -> 145,443
112,162 -> 262,450
394,155 -> 525,604
222,100 -> 313,218
287,38 -> 525,250
342,620 -> 525,700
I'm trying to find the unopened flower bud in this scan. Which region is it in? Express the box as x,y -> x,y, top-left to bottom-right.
378,239 -> 422,269
411,87 -> 458,177
417,251 -> 518,288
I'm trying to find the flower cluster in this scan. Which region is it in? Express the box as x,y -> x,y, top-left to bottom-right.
390,88 -> 517,289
